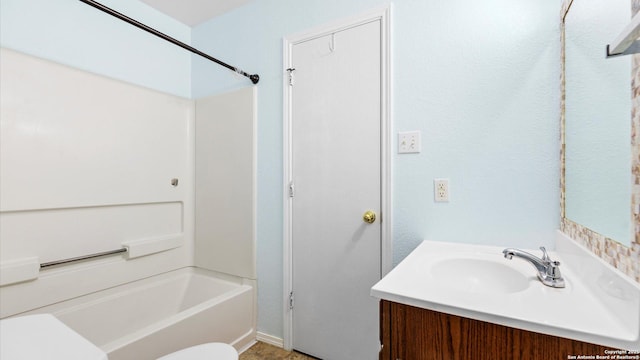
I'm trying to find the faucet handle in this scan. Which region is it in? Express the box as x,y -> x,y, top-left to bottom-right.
540,247 -> 550,262
546,261 -> 562,280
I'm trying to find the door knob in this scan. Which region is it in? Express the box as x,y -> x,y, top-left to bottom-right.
363,210 -> 376,224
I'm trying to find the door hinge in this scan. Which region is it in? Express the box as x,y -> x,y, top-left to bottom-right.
289,181 -> 295,198
286,68 -> 295,86
289,291 -> 294,310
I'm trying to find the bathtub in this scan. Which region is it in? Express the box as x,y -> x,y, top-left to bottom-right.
20,267 -> 256,360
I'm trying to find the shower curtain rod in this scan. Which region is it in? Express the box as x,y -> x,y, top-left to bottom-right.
78,0 -> 260,84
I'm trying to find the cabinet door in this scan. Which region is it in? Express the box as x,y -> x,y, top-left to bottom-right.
381,300 -> 611,360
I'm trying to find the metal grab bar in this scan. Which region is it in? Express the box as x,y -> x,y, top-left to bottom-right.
40,248 -> 127,269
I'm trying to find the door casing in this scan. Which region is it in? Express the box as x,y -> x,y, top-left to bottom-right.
282,5 -> 393,351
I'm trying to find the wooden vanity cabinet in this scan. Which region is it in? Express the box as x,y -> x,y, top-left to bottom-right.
380,300 -> 611,360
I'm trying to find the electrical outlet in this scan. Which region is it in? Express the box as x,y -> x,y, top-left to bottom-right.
398,131 -> 421,154
434,178 -> 449,202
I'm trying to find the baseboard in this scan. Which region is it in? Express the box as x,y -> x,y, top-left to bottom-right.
256,332 -> 284,348
236,340 -> 257,355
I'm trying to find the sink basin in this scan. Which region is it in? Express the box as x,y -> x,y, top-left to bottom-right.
431,258 -> 530,294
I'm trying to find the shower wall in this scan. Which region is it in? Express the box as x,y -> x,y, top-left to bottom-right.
0,48 -> 194,317
195,87 -> 257,280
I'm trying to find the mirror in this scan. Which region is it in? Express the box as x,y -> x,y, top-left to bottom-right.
564,0 -> 632,246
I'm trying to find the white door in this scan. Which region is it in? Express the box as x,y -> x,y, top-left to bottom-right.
290,19 -> 382,360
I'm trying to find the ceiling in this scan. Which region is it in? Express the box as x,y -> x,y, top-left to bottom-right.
140,0 -> 252,27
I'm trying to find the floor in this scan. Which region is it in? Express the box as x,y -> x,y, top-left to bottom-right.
239,342 -> 318,360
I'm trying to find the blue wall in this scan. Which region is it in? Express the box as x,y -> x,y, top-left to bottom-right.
0,0 -> 191,97
191,0 -> 561,339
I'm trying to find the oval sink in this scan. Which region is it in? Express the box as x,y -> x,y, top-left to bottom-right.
431,258 -> 530,294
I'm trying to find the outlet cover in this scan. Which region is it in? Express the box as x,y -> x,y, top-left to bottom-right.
398,131 -> 421,154
434,178 -> 449,202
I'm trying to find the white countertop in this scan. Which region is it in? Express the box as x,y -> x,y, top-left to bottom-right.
371,232 -> 640,351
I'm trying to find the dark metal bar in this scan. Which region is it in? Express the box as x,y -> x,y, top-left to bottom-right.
78,0 -> 259,84
40,248 -> 127,269
606,42 -> 640,58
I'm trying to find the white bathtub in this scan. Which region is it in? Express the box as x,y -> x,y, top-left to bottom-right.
20,267 -> 256,360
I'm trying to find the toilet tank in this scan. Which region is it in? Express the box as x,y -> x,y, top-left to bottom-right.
0,314 -> 107,360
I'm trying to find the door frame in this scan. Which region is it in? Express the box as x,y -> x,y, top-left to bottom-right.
282,5 -> 393,351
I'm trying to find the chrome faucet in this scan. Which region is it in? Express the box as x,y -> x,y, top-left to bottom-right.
502,247 -> 565,288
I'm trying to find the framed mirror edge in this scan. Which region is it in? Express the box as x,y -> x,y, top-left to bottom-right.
560,0 -> 640,283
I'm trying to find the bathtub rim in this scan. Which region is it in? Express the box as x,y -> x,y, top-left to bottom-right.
5,266 -> 248,318
5,266 -> 257,355
99,277 -> 253,353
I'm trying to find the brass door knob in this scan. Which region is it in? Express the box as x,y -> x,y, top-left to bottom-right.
363,210 -> 376,224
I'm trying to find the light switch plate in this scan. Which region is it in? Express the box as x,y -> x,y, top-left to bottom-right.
398,131 -> 421,154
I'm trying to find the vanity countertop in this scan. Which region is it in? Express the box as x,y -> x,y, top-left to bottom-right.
371,231 -> 640,351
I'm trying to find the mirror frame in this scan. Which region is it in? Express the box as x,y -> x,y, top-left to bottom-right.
560,0 -> 639,282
